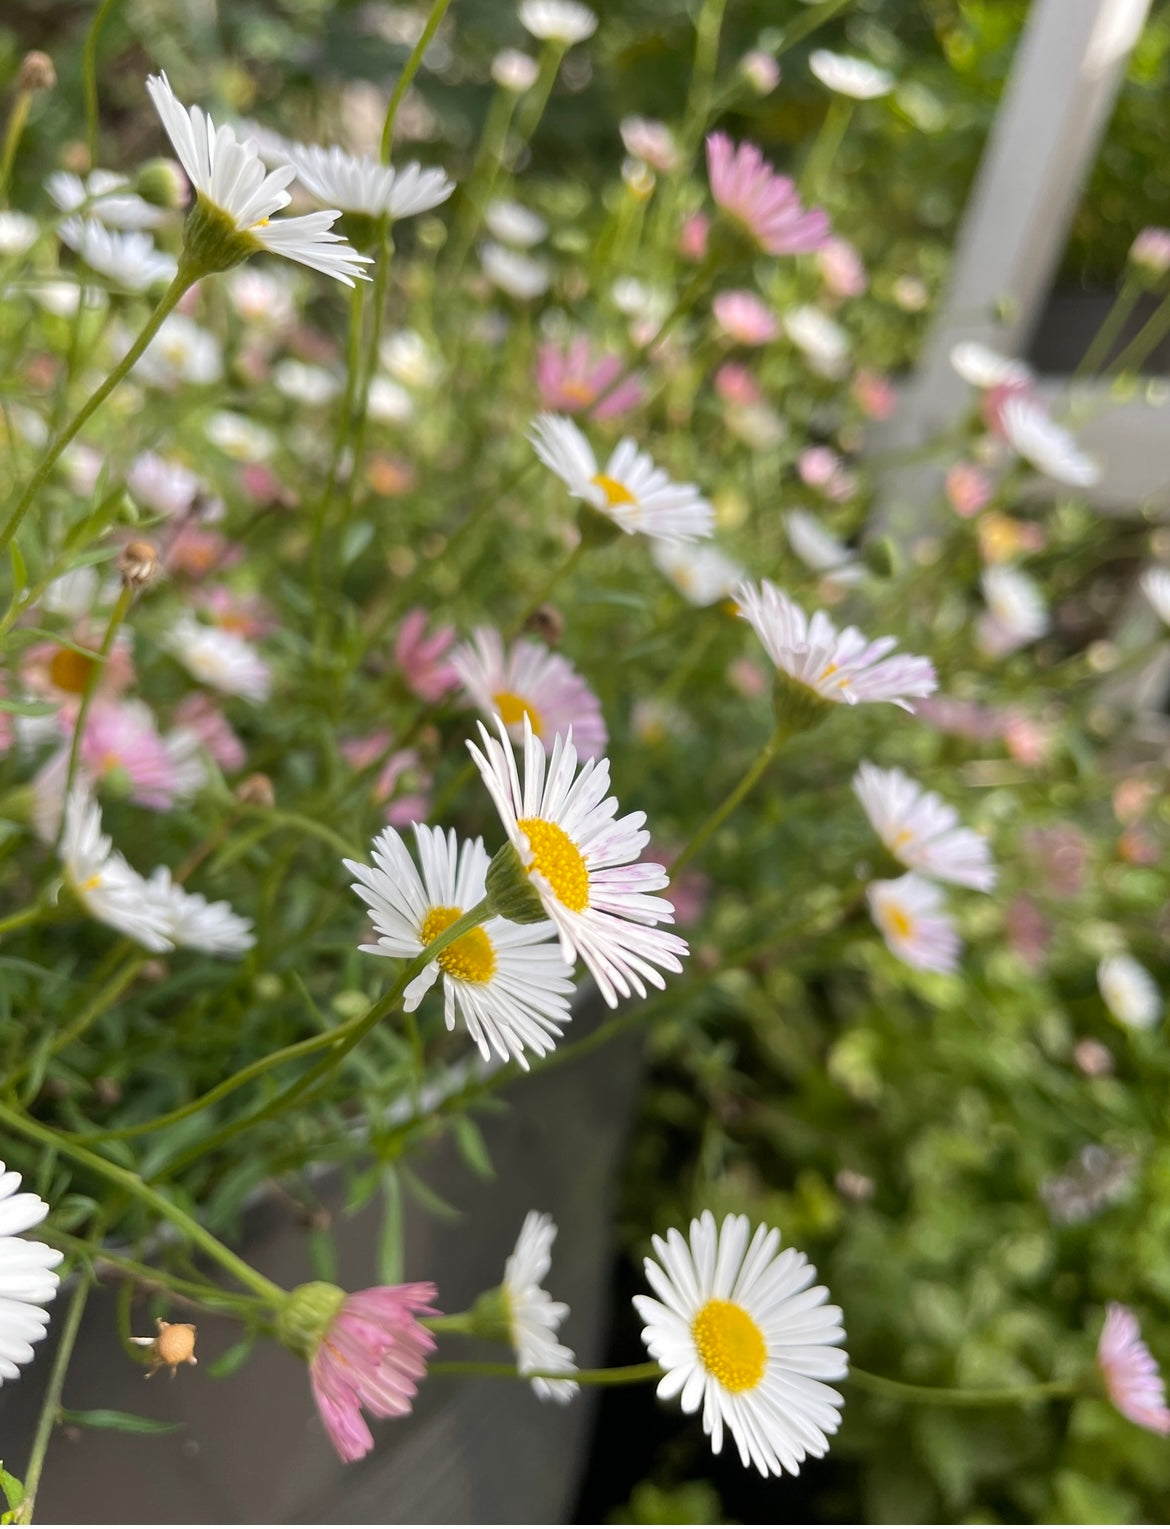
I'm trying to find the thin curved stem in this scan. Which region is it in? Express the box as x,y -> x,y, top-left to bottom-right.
671,724 -> 788,874
380,0 -> 455,162
14,1270 -> 92,1524
1074,276 -> 1143,379
82,0 -> 122,166
429,1359 -> 662,1386
1108,284 -> 1170,377
848,1366 -> 1076,1407
57,584 -> 134,850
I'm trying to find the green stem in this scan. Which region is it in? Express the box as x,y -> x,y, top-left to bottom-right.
0,903 -> 46,940
671,724 -> 788,874
1074,276 -> 1143,379
4,949 -> 143,1096
0,1102 -> 287,1309
57,584 -> 134,850
0,264 -> 194,558
0,93 -> 31,210
802,96 -> 855,197
776,0 -> 856,57
680,0 -> 729,157
311,278 -> 367,639
14,1271 -> 92,1524
429,1360 -> 663,1386
380,0 -> 455,163
512,540 -> 587,636
511,42 -> 565,150
1108,284 -> 1170,377
43,1228 -> 270,1315
848,1366 -> 1076,1408
82,0 -> 122,167
446,88 -> 520,273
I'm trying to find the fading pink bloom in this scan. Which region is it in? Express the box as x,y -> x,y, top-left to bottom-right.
712,290 -> 778,346
946,462 -> 992,517
1005,894 -> 1051,971
239,462 -> 290,507
797,445 -> 841,489
714,363 -> 762,407
1003,713 -> 1052,768
1022,824 -> 1088,897
916,694 -> 1002,742
310,1283 -> 438,1463
817,237 -> 867,299
726,655 -> 769,699
535,338 -> 644,421
1118,826 -> 1160,866
825,468 -> 859,503
197,585 -> 277,640
394,609 -> 459,703
619,116 -> 679,173
706,133 -> 829,256
1074,1037 -> 1114,1078
340,732 -> 431,824
1114,777 -> 1158,825
22,629 -> 135,717
1098,1305 -> 1170,1435
450,627 -> 608,760
851,369 -> 896,420
172,692 -> 246,772
165,522 -> 242,580
78,700 -> 177,807
677,212 -> 709,263
1130,228 -> 1170,281
651,844 -> 711,927
982,377 -> 1034,438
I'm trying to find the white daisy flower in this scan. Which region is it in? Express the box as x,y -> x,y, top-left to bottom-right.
1141,568 -> 1170,626
225,266 -> 298,330
145,72 -> 371,285
0,211 -> 39,257
59,787 -> 173,952
633,1211 -> 847,1478
735,579 -> 937,712
46,168 -> 165,230
853,762 -> 996,890
145,867 -> 255,957
518,0 -> 598,44
998,394 -> 1100,487
502,1212 -> 578,1402
468,716 -> 688,1008
785,510 -> 863,584
481,241 -> 550,300
867,873 -> 960,974
1098,954 -> 1161,1030
530,413 -> 715,544
40,565 -> 103,619
484,198 -> 548,249
344,824 -> 574,1069
783,306 -> 849,378
978,566 -> 1048,658
165,614 -> 271,702
451,627 -> 608,760
380,330 -> 443,389
366,375 -> 416,424
204,410 -> 275,462
0,1162 -> 64,1387
949,339 -> 1031,391
809,49 -> 894,98
286,142 -> 454,221
272,358 -> 341,407
133,313 -> 223,388
59,218 -> 177,291
651,541 -> 744,606
492,49 -> 540,92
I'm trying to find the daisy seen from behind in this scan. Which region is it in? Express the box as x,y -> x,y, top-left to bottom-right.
853,762 -> 996,890
344,823 -> 575,1069
705,133 -> 829,257
633,1210 -> 847,1478
518,0 -> 598,44
1098,953 -> 1161,1030
808,49 -> 894,99
501,1212 -> 578,1402
997,393 -> 1100,488
1097,1304 -> 1170,1434
451,627 -> 607,761
468,715 -> 688,1008
0,1162 -> 64,1386
530,413 -> 714,544
286,142 -> 454,222
145,72 -> 371,285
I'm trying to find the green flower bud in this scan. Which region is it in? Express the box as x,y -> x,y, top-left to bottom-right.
276,1281 -> 347,1359
576,504 -> 621,550
468,1285 -> 512,1345
485,842 -> 547,925
772,669 -> 833,737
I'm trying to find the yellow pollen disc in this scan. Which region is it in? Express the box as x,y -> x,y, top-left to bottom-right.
517,817 -> 590,913
251,217 -> 271,229
493,690 -> 544,736
419,905 -> 496,984
48,646 -> 96,695
560,380 -> 595,406
590,473 -> 637,508
79,873 -> 102,893
891,828 -> 915,851
887,906 -> 914,940
691,1299 -> 766,1393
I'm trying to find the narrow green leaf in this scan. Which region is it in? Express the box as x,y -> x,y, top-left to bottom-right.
59,1408 -> 182,1435
207,1333 -> 255,1379
0,696 -> 58,717
451,1115 -> 495,1181
400,1166 -> 463,1222
0,1464 -> 24,1513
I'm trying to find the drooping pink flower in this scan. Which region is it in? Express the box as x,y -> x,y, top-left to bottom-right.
817,236 -> 867,299
714,362 -> 762,407
945,462 -> 992,518
677,212 -> 709,263
1098,1304 -> 1170,1435
172,692 -> 246,772
535,338 -> 644,421
712,290 -> 778,346
706,133 -> 829,256
851,368 -> 896,420
310,1283 -> 438,1463
394,608 -> 459,703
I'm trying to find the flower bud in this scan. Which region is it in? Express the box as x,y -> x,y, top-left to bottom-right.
740,50 -> 780,95
276,1281 -> 347,1359
19,52 -> 56,92
492,49 -> 539,92
235,772 -> 275,809
485,842 -> 547,924
117,539 -> 159,593
1129,227 -> 1170,283
134,157 -> 190,211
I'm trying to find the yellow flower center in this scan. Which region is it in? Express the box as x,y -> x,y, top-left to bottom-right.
591,473 -> 636,507
886,905 -> 914,941
79,873 -> 103,893
891,827 -> 915,851
419,905 -> 496,984
48,646 -> 96,695
517,817 -> 590,912
493,690 -> 544,736
561,380 -> 595,406
691,1298 -> 766,1393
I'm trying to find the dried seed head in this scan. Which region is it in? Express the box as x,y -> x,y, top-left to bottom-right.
131,1319 -> 198,1377
235,773 -> 275,809
118,540 -> 159,592
19,52 -> 57,92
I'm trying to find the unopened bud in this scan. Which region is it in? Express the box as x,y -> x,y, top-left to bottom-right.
524,604 -> 565,645
118,539 -> 159,592
134,157 -> 190,211
740,49 -> 780,95
862,535 -> 898,579
19,52 -> 56,93
492,48 -> 539,92
235,773 -> 275,809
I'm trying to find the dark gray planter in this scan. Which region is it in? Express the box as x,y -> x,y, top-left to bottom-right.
0,996 -> 643,1523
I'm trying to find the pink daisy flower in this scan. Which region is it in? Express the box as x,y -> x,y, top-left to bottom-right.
451,627 -> 608,760
817,236 -> 867,299
172,692 -> 246,772
706,133 -> 829,257
945,462 -> 992,518
535,337 -> 645,421
712,290 -> 778,346
310,1283 -> 438,1463
851,369 -> 896,420
394,608 -> 459,703
677,212 -> 709,263
1098,1304 -> 1170,1435
714,363 -> 762,407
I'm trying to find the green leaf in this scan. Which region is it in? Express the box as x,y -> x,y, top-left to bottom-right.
400,1166 -> 463,1222
0,696 -> 58,717
8,540 -> 27,597
0,1464 -> 24,1514
451,1115 -> 495,1181
59,1409 -> 182,1435
207,1333 -> 255,1379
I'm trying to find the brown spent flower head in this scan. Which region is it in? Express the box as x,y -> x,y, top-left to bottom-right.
524,604 -> 565,646
236,773 -> 275,809
19,51 -> 57,92
131,1319 -> 198,1378
118,540 -> 160,593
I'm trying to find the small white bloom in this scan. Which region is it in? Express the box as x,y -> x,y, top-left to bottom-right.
484,198 -> 548,248
1141,567 -> 1170,626
502,1212 -> 578,1402
367,375 -> 416,424
0,1162 -> 64,1387
867,873 -> 960,974
146,72 -> 371,285
634,1211 -> 847,1478
59,218 -> 177,291
785,510 -> 863,584
518,0 -> 598,44
481,241 -> 550,300
619,116 -> 679,173
1098,954 -> 1161,1030
41,565 -> 101,619
225,266 -> 297,329
530,413 -> 714,543
127,452 -> 210,518
998,394 -> 1100,487
134,313 -> 223,388
287,142 -> 454,221
379,330 -> 443,389
46,168 -> 164,230
652,541 -> 744,606
853,762 -> 996,890
344,824 -> 575,1069
611,277 -> 670,326
809,49 -> 894,99
949,340 -> 1031,390
0,211 -> 39,257
204,410 -> 275,462
60,787 -> 173,951
492,49 -> 540,92
272,358 -> 341,407
784,306 -> 849,378
978,566 -> 1048,657
166,614 -> 271,703
146,866 -> 255,956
